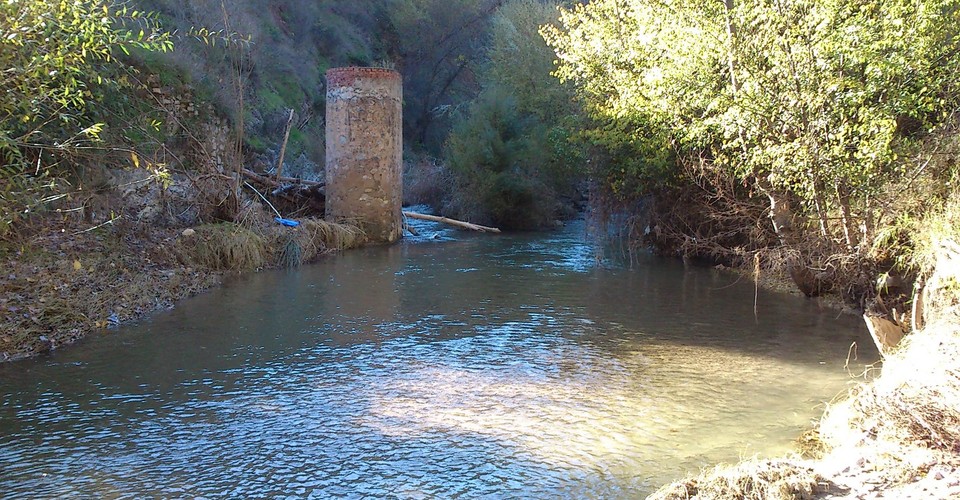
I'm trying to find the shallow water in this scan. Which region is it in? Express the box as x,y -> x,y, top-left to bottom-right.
0,217 -> 876,498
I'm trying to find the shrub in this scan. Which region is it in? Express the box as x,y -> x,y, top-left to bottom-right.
444,86 -> 557,229
0,0 -> 172,237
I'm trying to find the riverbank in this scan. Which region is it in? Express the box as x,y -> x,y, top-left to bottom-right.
0,209 -> 363,362
0,223 -> 220,362
728,262 -> 855,316
650,243 -> 960,499
0,207 -> 857,362
649,321 -> 960,499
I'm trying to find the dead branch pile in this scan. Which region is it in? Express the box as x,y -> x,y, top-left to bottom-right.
241,168 -> 325,218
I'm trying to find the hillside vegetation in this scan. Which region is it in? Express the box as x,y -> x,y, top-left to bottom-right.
0,0 -> 583,359
1,0 -> 585,235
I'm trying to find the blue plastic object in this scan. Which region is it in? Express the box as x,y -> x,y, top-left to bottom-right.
275,217 -> 300,227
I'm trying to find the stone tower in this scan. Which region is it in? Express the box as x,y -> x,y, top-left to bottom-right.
325,67 -> 403,244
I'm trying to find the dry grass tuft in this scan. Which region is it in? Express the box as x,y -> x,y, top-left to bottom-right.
648,459 -> 831,500
821,322 -> 960,456
298,218 -> 365,251
176,223 -> 267,271
795,428 -> 828,460
277,236 -> 305,268
266,218 -> 365,268
174,218 -> 364,271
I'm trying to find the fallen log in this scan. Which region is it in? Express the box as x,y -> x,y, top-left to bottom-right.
402,211 -> 501,233
242,168 -> 323,187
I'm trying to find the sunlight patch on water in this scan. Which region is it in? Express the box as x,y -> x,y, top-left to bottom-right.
352,334 -> 848,488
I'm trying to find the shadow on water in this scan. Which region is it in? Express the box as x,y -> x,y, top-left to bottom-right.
0,218 -> 878,498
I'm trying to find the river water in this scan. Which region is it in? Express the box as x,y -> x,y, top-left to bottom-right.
0,217 -> 876,498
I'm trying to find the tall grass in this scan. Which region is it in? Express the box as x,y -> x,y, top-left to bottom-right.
274,218 -> 365,268
175,223 -> 267,271
177,218 -> 365,271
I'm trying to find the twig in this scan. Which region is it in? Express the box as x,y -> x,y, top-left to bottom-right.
243,181 -> 282,219
275,108 -> 295,182
754,252 -> 760,320
242,168 -> 322,187
72,214 -> 121,235
844,342 -> 859,376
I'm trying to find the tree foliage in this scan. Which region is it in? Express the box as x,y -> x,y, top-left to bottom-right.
446,86 -> 555,228
544,0 -> 960,246
443,0 -> 586,228
388,0 -> 505,152
1,1 -> 172,159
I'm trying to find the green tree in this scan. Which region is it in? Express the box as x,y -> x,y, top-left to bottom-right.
445,86 -> 555,228
442,0 -> 587,228
544,0 -> 960,248
487,0 -> 585,186
388,0 -> 504,152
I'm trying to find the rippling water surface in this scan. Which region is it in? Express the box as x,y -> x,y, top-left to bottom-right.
0,217 -> 876,498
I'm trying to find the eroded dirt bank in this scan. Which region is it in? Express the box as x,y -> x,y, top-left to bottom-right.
650,243 -> 960,499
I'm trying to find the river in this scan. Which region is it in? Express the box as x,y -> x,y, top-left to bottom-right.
0,216 -> 876,498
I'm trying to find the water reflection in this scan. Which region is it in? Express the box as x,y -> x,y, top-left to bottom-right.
0,219 -> 876,498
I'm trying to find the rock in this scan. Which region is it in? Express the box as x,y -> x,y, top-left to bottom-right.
181,228 -> 196,237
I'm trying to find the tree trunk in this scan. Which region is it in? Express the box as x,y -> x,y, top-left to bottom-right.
836,184 -> 856,251
755,175 -> 795,246
810,177 -> 830,239
861,195 -> 874,250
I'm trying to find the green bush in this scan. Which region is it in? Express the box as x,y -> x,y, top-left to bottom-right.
445,86 -> 557,229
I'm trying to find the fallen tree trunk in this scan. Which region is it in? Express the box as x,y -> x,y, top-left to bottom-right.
402,212 -> 501,233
